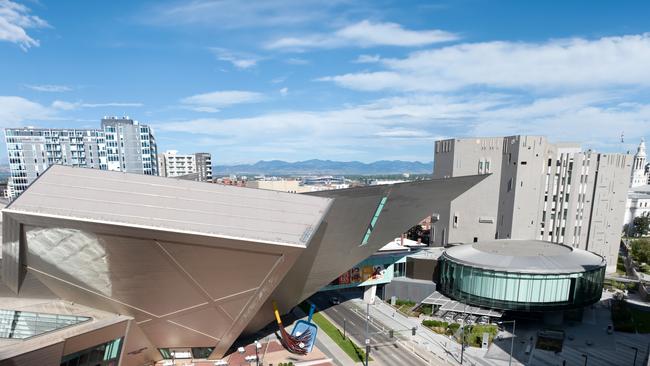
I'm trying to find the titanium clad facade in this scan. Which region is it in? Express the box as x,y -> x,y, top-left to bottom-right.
2,165 -> 485,365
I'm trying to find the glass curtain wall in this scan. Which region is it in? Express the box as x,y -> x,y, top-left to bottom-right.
438,258 -> 605,311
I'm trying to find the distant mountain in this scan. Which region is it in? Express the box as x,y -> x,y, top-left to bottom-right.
213,159 -> 433,176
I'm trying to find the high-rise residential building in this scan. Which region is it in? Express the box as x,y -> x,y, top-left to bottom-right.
4,128 -> 107,198
157,150 -> 212,182
4,117 -> 157,198
431,135 -> 632,273
194,152 -> 213,182
101,117 -> 157,176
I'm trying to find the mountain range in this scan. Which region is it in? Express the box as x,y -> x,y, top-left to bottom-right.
213,159 -> 433,176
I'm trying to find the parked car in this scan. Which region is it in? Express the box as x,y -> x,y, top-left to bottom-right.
478,316 -> 489,325
466,315 -> 477,325
330,296 -> 340,305
607,325 -> 613,334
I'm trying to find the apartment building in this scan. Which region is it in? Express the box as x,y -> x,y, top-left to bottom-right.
5,128 -> 107,198
4,117 -> 158,198
194,152 -> 213,182
432,136 -> 632,273
100,117 -> 158,175
158,150 -> 212,182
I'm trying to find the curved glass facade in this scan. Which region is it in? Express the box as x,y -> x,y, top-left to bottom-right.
438,257 -> 605,311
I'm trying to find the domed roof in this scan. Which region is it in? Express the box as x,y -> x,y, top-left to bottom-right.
442,240 -> 606,274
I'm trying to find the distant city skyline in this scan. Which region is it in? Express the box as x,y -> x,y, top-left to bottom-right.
1,0 -> 649,164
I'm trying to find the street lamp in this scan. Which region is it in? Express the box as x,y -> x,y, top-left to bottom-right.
497,320 -> 516,366
254,340 -> 261,366
582,353 -> 588,366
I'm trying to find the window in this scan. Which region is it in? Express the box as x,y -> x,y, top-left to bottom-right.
453,214 -> 459,228
507,178 -> 513,192
60,337 -> 122,366
361,196 -> 388,245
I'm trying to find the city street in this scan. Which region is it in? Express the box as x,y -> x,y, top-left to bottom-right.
310,292 -> 430,366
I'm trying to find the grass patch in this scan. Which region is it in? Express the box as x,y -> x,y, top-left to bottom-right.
617,256 -> 627,275
392,298 -> 419,316
298,302 -> 370,362
460,324 -> 499,347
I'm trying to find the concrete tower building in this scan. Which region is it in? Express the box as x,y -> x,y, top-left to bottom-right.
432,135 -> 632,273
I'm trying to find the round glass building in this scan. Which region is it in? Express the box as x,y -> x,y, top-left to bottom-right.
438,240 -> 606,311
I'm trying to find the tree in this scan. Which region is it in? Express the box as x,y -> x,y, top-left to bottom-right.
633,216 -> 650,237
406,224 -> 424,241
631,238 -> 650,265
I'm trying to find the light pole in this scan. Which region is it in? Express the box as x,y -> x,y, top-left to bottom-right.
365,303 -> 370,366
343,317 -> 347,340
582,353 -> 588,366
460,320 -> 465,365
254,340 -> 261,366
630,346 -> 638,366
497,320 -> 516,366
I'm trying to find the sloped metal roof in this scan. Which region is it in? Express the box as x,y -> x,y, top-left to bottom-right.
443,240 -> 606,273
5,165 -> 331,247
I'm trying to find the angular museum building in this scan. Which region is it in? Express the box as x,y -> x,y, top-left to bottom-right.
0,165 -> 485,365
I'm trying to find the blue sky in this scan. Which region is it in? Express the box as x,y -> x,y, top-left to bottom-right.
1,0 -> 649,164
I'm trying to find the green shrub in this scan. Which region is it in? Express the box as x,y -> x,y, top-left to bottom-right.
395,299 -> 416,307
448,323 -> 460,333
422,319 -> 448,328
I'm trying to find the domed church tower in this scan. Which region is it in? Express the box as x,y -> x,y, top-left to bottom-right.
630,138 -> 649,188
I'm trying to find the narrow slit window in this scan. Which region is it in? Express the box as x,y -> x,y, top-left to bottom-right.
361,196 -> 388,245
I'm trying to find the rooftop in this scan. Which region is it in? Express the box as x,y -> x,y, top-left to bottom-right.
443,240 -> 606,274
5,165 -> 332,247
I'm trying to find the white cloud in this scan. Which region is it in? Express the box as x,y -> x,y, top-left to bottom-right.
279,87 -> 288,96
146,0 -> 347,29
51,101 -> 144,110
0,96 -> 53,126
180,90 -> 264,111
209,47 -> 259,69
154,91 -> 649,159
320,34 -> 650,91
0,0 -> 49,50
354,54 -> 381,63
286,57 -> 309,65
25,84 -> 73,92
265,20 -> 458,50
